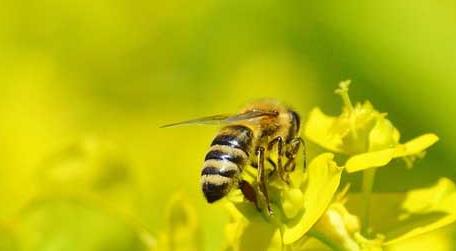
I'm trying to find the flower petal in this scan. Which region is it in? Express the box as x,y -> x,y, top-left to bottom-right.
282,153 -> 343,244
393,133 -> 439,157
345,133 -> 439,172
368,117 -> 400,151
311,203 -> 363,251
345,148 -> 396,173
304,108 -> 344,153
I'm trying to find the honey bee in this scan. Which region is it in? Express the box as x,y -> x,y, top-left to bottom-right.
162,99 -> 306,214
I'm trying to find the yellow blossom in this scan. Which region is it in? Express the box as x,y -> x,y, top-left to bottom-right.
149,82 -> 452,251
304,81 -> 438,172
223,153 -> 343,249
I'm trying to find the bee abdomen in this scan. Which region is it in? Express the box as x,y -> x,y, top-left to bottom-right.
204,149 -> 244,165
201,125 -> 253,203
201,158 -> 240,203
201,165 -> 237,177
201,180 -> 230,203
211,125 -> 253,155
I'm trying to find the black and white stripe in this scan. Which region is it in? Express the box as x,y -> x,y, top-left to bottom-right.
211,125 -> 252,153
201,125 -> 253,203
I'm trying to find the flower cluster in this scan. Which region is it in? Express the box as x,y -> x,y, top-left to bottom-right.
154,81 -> 453,251
305,81 -> 438,172
219,81 -> 452,251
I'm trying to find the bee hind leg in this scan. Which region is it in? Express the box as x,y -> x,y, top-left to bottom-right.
239,180 -> 259,210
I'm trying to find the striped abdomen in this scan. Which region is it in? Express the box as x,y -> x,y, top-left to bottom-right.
201,125 -> 253,203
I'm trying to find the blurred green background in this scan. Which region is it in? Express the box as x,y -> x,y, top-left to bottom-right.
0,0 -> 455,250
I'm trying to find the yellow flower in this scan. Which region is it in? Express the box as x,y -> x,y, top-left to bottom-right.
311,202 -> 365,251
223,153 -> 343,249
140,82 -> 455,251
304,81 -> 438,172
216,81 -> 451,251
303,178 -> 456,251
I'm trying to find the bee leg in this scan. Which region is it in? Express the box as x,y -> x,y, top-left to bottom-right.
267,158 -> 277,178
239,180 -> 259,210
300,137 -> 307,170
268,136 -> 288,183
284,137 -> 307,171
256,146 -> 272,215
283,158 -> 296,172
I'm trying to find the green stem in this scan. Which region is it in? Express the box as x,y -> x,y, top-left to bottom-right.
361,168 -> 377,237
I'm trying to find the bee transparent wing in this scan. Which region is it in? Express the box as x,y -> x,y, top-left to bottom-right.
224,110 -> 277,122
160,114 -> 231,128
161,110 -> 277,128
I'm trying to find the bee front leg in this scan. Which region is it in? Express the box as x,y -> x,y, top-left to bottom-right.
300,137 -> 307,170
268,136 -> 288,183
284,137 -> 307,171
267,158 -> 277,178
256,146 -> 272,215
283,158 -> 296,172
